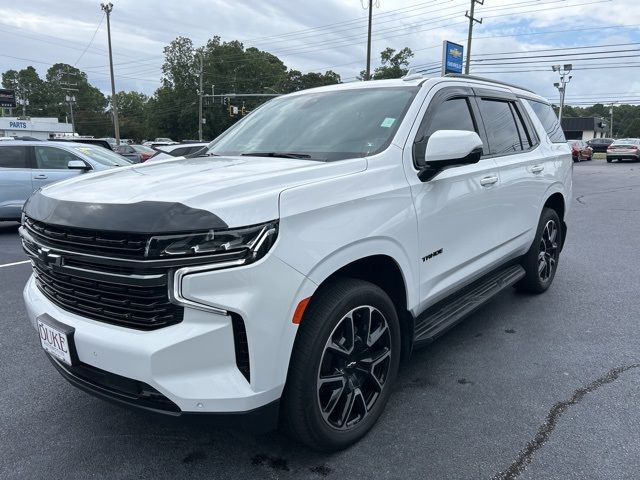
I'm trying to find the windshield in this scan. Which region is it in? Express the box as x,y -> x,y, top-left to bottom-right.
69,144 -> 133,166
207,87 -> 419,161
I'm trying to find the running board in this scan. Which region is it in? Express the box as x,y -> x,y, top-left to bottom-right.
413,264 -> 525,344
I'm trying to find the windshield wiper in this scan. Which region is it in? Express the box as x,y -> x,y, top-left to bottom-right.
240,152 -> 312,159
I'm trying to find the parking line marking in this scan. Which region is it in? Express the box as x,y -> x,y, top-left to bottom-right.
0,260 -> 30,269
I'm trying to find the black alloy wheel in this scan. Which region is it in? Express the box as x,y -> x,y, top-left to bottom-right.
316,305 -> 392,430
281,278 -> 401,451
538,219 -> 559,282
516,207 -> 562,294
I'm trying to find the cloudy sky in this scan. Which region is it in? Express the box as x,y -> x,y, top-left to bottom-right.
1,0 -> 639,106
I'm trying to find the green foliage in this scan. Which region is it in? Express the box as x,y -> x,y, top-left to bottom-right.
359,47 -> 414,80
0,34 -> 346,141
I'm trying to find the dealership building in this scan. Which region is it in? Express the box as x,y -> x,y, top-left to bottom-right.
561,117 -> 608,141
0,117 -> 73,140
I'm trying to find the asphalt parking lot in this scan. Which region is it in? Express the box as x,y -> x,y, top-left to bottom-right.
1,159 -> 639,480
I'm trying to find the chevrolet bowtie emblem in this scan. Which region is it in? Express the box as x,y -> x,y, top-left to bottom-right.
37,246 -> 63,267
450,48 -> 462,58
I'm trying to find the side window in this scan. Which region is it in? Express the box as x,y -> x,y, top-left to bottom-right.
34,146 -> 82,170
511,103 -> 533,149
0,146 -> 29,168
527,100 -> 566,143
423,98 -> 476,139
477,99 -> 522,155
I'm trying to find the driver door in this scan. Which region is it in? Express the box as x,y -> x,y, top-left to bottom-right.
404,87 -> 502,311
32,145 -> 85,189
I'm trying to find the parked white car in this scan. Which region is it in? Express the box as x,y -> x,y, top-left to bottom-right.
21,74 -> 571,451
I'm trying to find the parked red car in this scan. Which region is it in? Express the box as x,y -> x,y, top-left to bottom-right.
130,144 -> 157,162
568,140 -> 593,162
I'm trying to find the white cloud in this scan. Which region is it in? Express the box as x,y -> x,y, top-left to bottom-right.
0,0 -> 638,105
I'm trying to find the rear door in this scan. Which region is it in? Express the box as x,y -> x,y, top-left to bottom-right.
474,93 -> 548,255
0,144 -> 33,220
32,145 -> 85,189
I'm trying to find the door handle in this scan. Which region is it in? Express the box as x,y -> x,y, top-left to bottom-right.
34,174 -> 48,179
530,165 -> 544,174
480,175 -> 499,187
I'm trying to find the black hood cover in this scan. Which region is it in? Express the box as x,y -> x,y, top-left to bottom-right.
23,190 -> 228,233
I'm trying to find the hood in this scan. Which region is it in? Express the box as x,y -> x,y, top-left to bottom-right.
24,155 -> 365,232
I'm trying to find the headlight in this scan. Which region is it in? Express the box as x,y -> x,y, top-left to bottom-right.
145,221 -> 278,263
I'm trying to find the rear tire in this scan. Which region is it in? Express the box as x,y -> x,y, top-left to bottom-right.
280,278 -> 401,451
516,208 -> 562,294
607,158 -> 612,163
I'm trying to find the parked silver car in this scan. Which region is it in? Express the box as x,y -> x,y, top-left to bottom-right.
0,141 -> 132,221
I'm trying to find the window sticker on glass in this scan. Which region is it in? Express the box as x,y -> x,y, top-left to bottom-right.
380,117 -> 396,128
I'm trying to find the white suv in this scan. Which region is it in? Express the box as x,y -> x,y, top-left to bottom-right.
21,74 -> 571,451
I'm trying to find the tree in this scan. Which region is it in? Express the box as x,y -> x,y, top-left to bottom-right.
277,70 -> 341,93
2,66 -> 48,116
623,118 -> 640,138
112,91 -> 149,141
359,47 -> 414,80
46,63 -> 108,137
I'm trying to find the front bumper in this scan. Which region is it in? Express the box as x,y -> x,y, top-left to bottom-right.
23,253 -> 316,415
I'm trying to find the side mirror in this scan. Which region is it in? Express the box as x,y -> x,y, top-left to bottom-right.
67,159 -> 90,170
415,130 -> 484,182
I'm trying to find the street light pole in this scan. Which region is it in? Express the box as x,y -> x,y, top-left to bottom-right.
101,2 -> 120,145
552,64 -> 572,124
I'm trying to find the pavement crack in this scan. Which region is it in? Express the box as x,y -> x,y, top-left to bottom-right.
491,363 -> 640,480
575,184 -> 640,205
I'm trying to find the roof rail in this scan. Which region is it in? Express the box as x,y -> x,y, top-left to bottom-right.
444,73 -> 536,94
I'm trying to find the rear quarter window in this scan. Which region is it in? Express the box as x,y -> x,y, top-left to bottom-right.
526,100 -> 566,143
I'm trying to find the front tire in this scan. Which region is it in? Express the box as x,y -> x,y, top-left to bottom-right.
516,208 -> 562,294
281,278 -> 401,451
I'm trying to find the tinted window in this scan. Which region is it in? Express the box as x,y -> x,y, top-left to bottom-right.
478,99 -> 522,155
511,103 -> 533,149
35,146 -> 82,169
0,145 -> 29,168
527,100 -> 566,143
424,98 -> 476,138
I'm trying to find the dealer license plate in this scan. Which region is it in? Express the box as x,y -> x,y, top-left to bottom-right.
37,318 -> 73,366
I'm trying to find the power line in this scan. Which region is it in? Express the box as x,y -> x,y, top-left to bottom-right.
74,13 -> 105,66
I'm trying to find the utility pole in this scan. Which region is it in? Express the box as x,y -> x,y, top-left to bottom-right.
366,0 -> 373,80
61,67 -> 78,135
198,52 -> 203,142
464,0 -> 483,74
609,104 -> 614,138
101,3 -> 120,145
552,64 -> 573,124
363,0 -> 379,80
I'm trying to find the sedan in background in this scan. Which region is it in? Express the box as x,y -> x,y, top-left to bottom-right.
568,140 -> 592,162
113,144 -> 143,163
586,137 -> 614,153
0,141 -> 132,221
606,139 -> 640,162
131,144 -> 157,162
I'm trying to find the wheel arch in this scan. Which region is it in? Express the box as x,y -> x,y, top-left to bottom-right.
541,190 -> 567,250
303,242 -> 417,364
